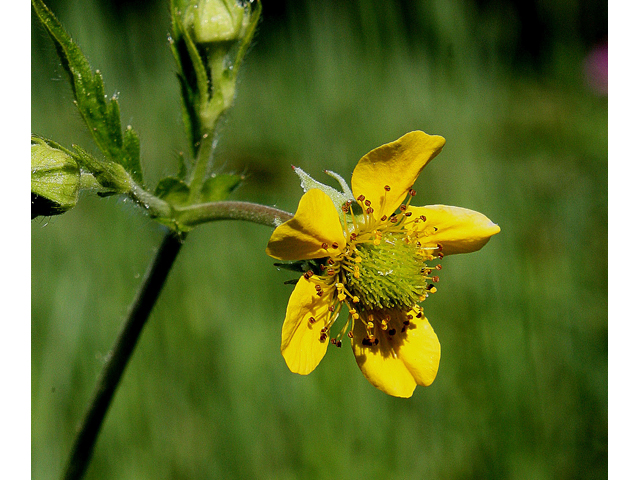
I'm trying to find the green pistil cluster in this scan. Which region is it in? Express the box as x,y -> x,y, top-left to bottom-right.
344,233 -> 427,311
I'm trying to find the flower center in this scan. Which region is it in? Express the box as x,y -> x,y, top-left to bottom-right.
342,230 -> 427,310
307,185 -> 442,347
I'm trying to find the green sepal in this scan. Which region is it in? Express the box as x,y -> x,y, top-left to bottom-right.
31,0 -> 143,184
200,173 -> 243,202
274,258 -> 328,276
170,5 -> 209,156
72,145 -> 131,193
292,165 -> 355,213
155,177 -> 191,206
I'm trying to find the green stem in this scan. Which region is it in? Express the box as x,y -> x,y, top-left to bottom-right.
187,131 -> 217,204
61,202 -> 292,480
177,201 -> 293,228
62,230 -> 185,480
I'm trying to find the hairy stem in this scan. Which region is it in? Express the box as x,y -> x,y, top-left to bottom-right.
62,230 -> 185,480
61,202 -> 292,480
176,201 -> 293,228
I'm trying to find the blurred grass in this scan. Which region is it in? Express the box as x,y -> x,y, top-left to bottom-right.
31,1 -> 607,479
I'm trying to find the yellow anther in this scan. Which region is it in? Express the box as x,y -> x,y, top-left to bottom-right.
352,296 -> 360,303
338,293 -> 347,301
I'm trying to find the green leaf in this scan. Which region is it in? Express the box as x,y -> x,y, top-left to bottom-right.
31,0 -> 143,184
155,177 -> 191,206
200,174 -> 243,203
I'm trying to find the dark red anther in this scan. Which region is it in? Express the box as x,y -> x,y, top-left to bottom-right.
331,241 -> 339,249
357,194 -> 365,202
420,215 -> 427,222
364,199 -> 371,207
319,333 -> 327,342
405,211 -> 412,217
384,185 -> 391,191
380,215 -> 388,221
366,207 -> 374,214
309,316 -> 316,324
399,204 -> 407,211
409,188 -> 416,196
432,276 -> 440,283
322,242 -> 328,249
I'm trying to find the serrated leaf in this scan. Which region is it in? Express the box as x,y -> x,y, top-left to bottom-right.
200,174 -> 243,203
32,0 -> 143,184
155,177 -> 191,206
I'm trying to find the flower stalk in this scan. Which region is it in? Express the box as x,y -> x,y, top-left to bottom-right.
62,230 -> 185,480
61,198 -> 291,480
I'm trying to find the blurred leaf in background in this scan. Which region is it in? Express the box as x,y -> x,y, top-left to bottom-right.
32,0 -> 607,479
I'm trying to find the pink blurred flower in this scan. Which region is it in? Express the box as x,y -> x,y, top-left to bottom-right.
584,42 -> 608,96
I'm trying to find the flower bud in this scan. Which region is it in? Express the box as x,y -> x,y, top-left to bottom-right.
173,0 -> 261,134
31,141 -> 80,218
188,0 -> 252,44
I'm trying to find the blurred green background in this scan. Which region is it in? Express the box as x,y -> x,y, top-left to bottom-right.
31,0 -> 607,478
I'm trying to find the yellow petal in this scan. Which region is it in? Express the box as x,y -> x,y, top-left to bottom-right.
266,189 -> 347,260
392,314 -> 440,388
281,276 -> 333,375
351,131 -> 445,220
406,204 -> 500,256
352,318 -> 417,397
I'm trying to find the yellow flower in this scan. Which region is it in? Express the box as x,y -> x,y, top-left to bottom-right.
266,131 -> 500,397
